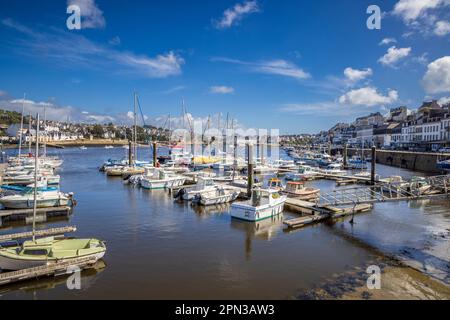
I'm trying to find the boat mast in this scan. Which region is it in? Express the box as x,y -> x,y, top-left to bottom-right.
133,92 -> 138,165
32,113 -> 40,242
28,111 -> 32,154
18,93 -> 25,158
43,104 -> 47,157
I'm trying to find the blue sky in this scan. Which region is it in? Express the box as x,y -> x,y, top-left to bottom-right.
0,0 -> 449,133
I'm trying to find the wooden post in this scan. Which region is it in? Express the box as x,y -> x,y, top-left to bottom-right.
153,141 -> 157,167
232,135 -> 238,181
371,146 -> 376,185
343,144 -> 348,167
247,143 -> 254,198
128,141 -> 133,166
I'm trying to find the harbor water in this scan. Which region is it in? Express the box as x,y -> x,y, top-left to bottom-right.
0,147 -> 448,299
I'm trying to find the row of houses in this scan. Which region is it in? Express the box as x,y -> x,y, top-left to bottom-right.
320,100 -> 450,151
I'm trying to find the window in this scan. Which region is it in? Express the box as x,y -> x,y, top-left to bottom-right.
23,249 -> 48,256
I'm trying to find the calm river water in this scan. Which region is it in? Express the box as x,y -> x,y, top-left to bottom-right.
0,146 -> 448,299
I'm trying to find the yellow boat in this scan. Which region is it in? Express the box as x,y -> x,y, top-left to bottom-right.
192,156 -> 221,165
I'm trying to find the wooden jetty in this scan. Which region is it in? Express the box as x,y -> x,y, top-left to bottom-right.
0,226 -> 76,242
0,206 -> 72,227
0,256 -> 98,286
284,203 -> 373,229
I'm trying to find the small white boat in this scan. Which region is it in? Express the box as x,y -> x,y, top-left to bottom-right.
80,146 -> 88,150
285,165 -> 320,181
0,189 -> 71,209
179,177 -> 219,201
194,187 -> 239,206
231,188 -> 287,222
320,163 -> 347,176
104,145 -> 114,149
140,169 -> 186,190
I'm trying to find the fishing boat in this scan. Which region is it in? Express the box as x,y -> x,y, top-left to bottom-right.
282,181 -> 320,201
140,169 -> 186,190
193,187 -> 239,206
231,188 -> 287,222
177,177 -> 220,201
0,237 -> 106,271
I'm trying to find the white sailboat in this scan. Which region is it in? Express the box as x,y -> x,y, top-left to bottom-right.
0,113 -> 106,271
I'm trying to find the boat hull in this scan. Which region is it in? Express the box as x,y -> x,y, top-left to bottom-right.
0,251 -> 105,271
231,199 -> 286,222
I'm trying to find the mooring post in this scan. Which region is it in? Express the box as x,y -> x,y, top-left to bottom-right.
371,146 -> 376,185
247,143 -> 254,198
232,135 -> 238,181
153,141 -> 157,167
343,144 -> 348,167
128,141 -> 133,166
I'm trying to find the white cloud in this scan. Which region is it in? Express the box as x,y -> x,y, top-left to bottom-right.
378,46 -> 411,67
438,96 -> 450,106
214,0 -> 260,29
422,56 -> 450,94
126,111 -> 134,120
161,86 -> 186,95
2,19 -> 184,78
392,0 -> 445,23
254,60 -> 310,79
339,87 -> 399,106
343,67 -> 373,83
379,38 -> 397,45
109,36 -> 121,46
212,57 -> 310,80
67,0 -> 105,29
209,86 -> 235,94
434,20 -> 450,35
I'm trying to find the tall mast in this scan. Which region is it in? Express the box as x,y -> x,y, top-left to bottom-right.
18,93 -> 25,158
43,104 -> 47,157
134,92 -> 138,163
32,113 -> 40,242
28,111 -> 32,154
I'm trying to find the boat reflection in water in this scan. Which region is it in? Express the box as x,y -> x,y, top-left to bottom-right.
0,260 -> 106,296
191,202 -> 231,218
230,215 -> 283,259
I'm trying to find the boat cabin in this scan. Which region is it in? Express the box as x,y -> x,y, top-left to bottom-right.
250,188 -> 283,207
285,181 -> 305,193
268,178 -> 283,189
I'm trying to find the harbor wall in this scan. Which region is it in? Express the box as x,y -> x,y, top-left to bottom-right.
347,148 -> 445,173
